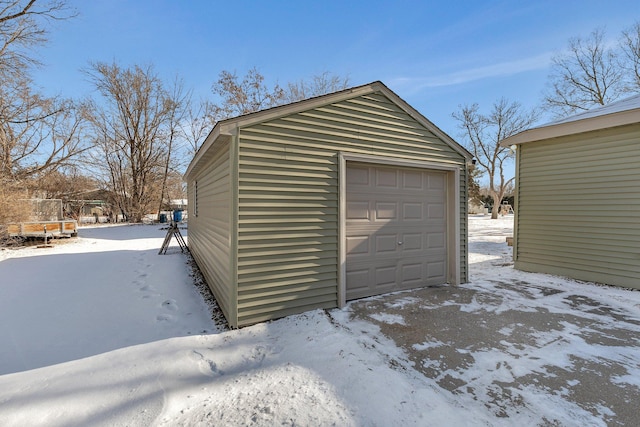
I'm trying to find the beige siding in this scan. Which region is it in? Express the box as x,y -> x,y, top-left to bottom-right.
235,92 -> 467,326
515,124 -> 640,288
187,140 -> 236,323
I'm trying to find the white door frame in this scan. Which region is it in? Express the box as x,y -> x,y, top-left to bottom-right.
338,152 -> 461,307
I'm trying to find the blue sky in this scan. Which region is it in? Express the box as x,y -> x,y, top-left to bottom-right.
32,0 -> 639,150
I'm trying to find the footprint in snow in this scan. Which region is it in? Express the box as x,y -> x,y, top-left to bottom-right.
162,299 -> 179,311
132,279 -> 144,287
156,313 -> 175,322
191,350 -> 223,377
139,285 -> 160,298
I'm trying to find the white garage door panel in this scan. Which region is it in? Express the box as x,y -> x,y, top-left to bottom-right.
346,163 -> 447,300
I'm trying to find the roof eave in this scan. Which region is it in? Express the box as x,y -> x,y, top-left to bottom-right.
184,125 -> 233,179
501,109 -> 640,147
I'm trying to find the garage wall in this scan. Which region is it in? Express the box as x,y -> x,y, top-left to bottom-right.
235,91 -> 468,326
187,139 -> 235,324
515,123 -> 640,288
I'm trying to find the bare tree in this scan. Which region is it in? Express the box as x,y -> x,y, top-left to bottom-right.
85,62 -> 185,223
156,77 -> 189,220
209,68 -> 351,126
543,28 -> 628,116
0,0 -> 79,179
283,71 -> 350,103
34,167 -> 98,213
0,76 -> 88,181
180,98 -> 214,156
620,21 -> 640,91
453,99 -> 538,219
0,0 -> 74,81
0,0 -> 77,239
211,67 -> 285,121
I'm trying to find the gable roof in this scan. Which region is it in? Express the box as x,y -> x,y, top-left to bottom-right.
500,93 -> 640,147
185,81 -> 471,178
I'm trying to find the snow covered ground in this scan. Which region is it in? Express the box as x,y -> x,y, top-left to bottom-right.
0,216 -> 638,426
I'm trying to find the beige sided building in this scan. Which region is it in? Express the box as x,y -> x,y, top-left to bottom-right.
184,81 -> 472,327
502,95 -> 640,289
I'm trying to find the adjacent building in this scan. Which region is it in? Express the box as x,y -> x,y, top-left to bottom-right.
501,95 -> 640,289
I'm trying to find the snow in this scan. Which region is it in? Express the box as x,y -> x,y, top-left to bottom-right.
1,217 -> 639,426
544,92 -> 640,126
0,225 -> 217,375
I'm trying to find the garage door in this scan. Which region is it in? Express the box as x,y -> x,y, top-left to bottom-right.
345,163 -> 447,300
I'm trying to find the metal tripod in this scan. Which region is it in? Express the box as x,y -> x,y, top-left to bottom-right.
158,222 -> 189,255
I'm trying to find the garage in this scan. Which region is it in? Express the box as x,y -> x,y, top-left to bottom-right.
185,81 -> 471,327
345,163 -> 447,300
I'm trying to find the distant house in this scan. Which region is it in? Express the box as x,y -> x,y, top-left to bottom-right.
169,199 -> 188,210
501,95 -> 640,289
468,198 -> 487,215
64,190 -> 112,223
184,81 -> 472,327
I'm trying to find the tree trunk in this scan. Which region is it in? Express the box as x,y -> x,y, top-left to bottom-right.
491,193 -> 501,219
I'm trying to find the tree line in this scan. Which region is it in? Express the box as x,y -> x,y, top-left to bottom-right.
456,23 -> 640,218
1,0 -> 639,232
0,1 -> 350,232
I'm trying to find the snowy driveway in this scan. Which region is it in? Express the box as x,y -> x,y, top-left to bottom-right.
346,216 -> 640,425
347,277 -> 640,425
